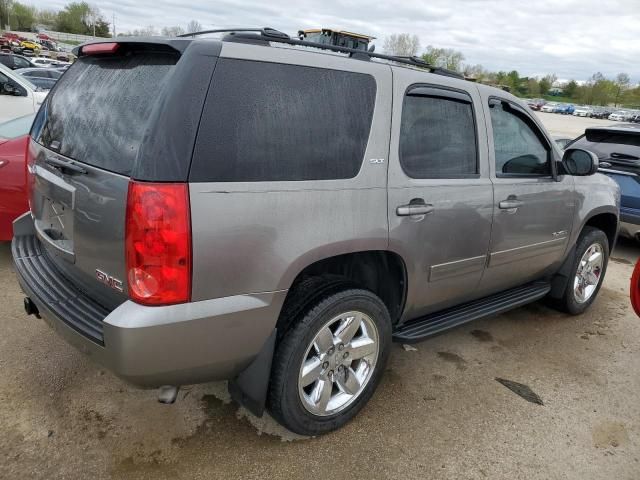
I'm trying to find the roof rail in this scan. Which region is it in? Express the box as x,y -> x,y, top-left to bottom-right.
177,27 -> 289,39
179,26 -> 464,80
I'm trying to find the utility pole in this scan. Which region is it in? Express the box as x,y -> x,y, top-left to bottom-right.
112,12 -> 116,37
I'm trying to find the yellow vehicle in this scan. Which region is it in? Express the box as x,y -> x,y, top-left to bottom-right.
20,40 -> 40,52
298,28 -> 375,51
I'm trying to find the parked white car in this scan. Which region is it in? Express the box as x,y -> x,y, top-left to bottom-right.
573,106 -> 593,117
608,110 -> 631,121
0,63 -> 48,123
30,57 -> 54,67
540,102 -> 558,113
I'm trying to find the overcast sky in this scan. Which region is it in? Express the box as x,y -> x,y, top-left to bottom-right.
40,0 -> 640,82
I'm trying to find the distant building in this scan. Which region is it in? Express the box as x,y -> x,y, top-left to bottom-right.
548,87 -> 564,96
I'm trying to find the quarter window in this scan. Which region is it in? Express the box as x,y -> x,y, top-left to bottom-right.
190,59 -> 376,182
490,101 -> 551,176
399,90 -> 477,178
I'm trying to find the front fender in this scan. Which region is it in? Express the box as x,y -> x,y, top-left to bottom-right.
571,173 -> 620,247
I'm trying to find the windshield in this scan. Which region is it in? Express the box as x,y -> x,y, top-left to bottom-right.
0,114 -> 35,139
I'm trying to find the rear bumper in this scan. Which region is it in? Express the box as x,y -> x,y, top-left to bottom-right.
12,213 -> 286,387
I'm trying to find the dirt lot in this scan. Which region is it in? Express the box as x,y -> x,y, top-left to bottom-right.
1,114 -> 638,480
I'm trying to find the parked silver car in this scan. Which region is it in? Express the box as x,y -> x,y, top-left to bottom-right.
12,30 -> 620,435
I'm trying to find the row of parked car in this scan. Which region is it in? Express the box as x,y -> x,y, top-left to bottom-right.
526,98 -> 640,122
0,52 -> 68,90
1,32 -> 72,61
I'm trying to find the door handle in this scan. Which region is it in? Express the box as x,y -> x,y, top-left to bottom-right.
499,199 -> 523,210
396,202 -> 434,217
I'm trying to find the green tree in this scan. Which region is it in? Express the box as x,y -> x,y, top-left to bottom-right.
613,73 -> 630,107
527,78 -> 540,96
55,2 -> 110,37
37,8 -> 57,27
10,1 -> 35,30
0,0 -> 13,29
421,45 -> 465,72
564,80 -> 578,98
538,74 -> 557,95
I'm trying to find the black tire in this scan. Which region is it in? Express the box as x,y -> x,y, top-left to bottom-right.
268,288 -> 391,436
555,227 -> 609,315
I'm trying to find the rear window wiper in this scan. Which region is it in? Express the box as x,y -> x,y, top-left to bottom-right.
45,155 -> 88,174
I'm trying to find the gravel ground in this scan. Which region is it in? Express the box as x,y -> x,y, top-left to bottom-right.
1,114 -> 638,480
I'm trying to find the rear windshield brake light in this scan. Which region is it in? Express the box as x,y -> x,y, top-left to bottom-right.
82,43 -> 119,55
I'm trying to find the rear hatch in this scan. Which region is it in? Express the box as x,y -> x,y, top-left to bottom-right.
28,42 -> 181,310
570,127 -> 640,211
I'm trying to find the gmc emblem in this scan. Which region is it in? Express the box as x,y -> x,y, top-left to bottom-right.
96,269 -> 124,292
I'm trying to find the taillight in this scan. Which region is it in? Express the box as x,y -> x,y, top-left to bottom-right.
82,42 -> 119,55
631,259 -> 640,317
125,181 -> 191,305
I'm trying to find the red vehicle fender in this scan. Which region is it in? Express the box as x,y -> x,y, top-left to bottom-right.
631,259 -> 640,317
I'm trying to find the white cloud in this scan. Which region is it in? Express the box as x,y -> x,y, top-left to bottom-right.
38,0 -> 639,82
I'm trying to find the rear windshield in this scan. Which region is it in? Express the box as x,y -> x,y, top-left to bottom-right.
33,49 -> 178,175
584,130 -> 640,147
571,130 -> 640,160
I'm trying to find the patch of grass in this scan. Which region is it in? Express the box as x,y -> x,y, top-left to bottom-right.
541,95 -> 575,103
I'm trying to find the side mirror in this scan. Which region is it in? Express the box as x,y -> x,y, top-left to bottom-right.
562,148 -> 599,176
2,82 -> 24,96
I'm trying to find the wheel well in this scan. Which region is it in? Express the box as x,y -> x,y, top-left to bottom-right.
277,251 -> 407,334
584,213 -> 618,250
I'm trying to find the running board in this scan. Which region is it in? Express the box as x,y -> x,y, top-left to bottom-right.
393,282 -> 551,343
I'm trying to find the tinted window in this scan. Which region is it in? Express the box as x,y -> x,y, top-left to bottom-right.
190,59 -> 376,182
33,50 -> 178,176
0,56 -> 11,67
490,101 -> 550,176
399,92 -> 477,178
582,131 -> 640,148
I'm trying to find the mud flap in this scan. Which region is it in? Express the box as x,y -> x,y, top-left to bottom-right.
549,245 -> 577,299
228,328 -> 277,417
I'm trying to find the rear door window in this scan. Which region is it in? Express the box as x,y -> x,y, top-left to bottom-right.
399,88 -> 478,178
32,49 -> 179,176
190,59 -> 376,182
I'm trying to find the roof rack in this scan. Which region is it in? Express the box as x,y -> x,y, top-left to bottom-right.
179,27 -> 464,80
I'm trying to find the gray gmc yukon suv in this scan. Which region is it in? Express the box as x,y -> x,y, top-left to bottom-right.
12,29 -> 620,435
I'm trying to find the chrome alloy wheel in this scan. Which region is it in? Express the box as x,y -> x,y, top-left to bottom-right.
574,243 -> 604,304
298,311 -> 379,416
